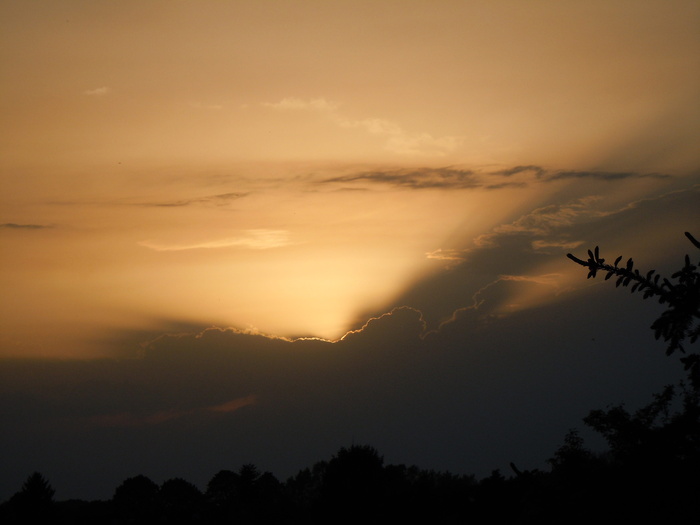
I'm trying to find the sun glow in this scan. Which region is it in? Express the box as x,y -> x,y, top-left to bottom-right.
1,1 -> 698,358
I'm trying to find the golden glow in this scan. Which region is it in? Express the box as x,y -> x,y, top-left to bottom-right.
1,1 -> 698,357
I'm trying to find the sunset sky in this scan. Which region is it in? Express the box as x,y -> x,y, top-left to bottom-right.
1,0 -> 699,500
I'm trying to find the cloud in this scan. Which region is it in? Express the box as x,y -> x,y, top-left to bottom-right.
206,395 -> 257,413
191,101 -> 224,110
3,181 -> 694,494
338,306 -> 426,344
531,239 -> 585,251
142,192 -> 249,208
484,165 -> 670,184
340,117 -> 402,135
495,165 -> 547,177
91,395 -> 257,427
262,97 -> 462,156
0,168 -> 696,500
426,248 -> 468,262
474,197 -> 603,247
336,117 -> 462,156
84,86 -> 110,96
425,274 -> 562,335
0,222 -> 51,229
365,181 -> 699,336
262,97 -> 337,111
316,165 -> 673,192
473,185 -> 699,258
321,167 -> 479,190
138,229 -> 292,251
545,170 -> 670,181
0,275 -> 682,500
386,132 -> 463,156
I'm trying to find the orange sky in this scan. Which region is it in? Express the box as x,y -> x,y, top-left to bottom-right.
1,0 -> 699,357
2,1 -> 700,502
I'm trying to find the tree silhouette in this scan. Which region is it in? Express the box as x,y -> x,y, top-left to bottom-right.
320,445 -> 387,522
205,469 -> 240,521
204,464 -> 287,523
567,231 -> 700,386
112,474 -> 160,523
566,231 -> 700,521
159,477 -> 204,523
16,471 -> 54,504
1,472 -> 55,522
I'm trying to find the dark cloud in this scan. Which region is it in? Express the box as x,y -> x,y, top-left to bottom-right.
545,170 -> 670,181
0,222 -> 51,229
317,164 -> 673,192
488,165 -> 670,182
483,181 -> 528,190
321,167 -> 479,189
489,165 -> 672,183
493,165 -> 547,177
0,280 -> 682,501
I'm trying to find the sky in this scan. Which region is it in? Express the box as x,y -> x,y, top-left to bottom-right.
1,0 -> 699,500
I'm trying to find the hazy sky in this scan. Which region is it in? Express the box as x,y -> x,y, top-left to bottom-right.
1,0 -> 698,500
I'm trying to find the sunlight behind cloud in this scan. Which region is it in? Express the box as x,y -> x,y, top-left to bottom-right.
1,3 -> 699,507
0,0 -> 698,357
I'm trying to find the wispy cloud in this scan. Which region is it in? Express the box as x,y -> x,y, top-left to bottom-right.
206,395 -> 257,413
316,165 -> 671,192
262,97 -> 338,111
385,130 -> 462,156
142,192 -> 249,208
335,117 -> 462,156
426,248 -> 468,262
531,239 -> 584,251
84,86 -> 110,96
139,229 -> 291,252
545,170 -> 670,181
474,197 -> 603,248
191,101 -> 224,110
488,165 -> 670,183
473,185 -> 697,255
262,97 -> 462,156
0,222 -> 51,229
91,395 -> 257,427
494,165 -> 547,178
321,167 -> 479,189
